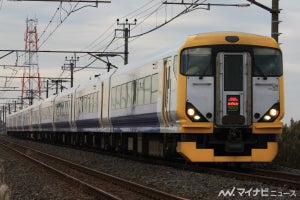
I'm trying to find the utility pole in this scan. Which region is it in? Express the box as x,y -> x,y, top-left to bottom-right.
247,0 -> 281,42
271,0 -> 280,42
51,79 -> 68,95
116,19 -> 137,65
164,0 -> 280,42
63,55 -> 79,88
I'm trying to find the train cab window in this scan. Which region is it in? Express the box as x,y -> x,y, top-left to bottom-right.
180,47 -> 212,76
253,48 -> 283,77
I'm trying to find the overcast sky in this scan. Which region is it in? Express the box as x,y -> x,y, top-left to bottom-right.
0,0 -> 299,123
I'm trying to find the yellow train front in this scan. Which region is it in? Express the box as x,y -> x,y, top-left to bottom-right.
176,32 -> 284,162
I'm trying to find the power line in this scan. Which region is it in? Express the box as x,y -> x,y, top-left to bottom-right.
82,0 -> 165,53
38,2 -> 80,49
10,0 -> 111,3
0,49 -> 125,56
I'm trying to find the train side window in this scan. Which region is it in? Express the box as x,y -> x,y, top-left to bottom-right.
116,85 -> 121,109
96,93 -> 98,111
83,97 -> 87,114
87,95 -> 90,113
137,78 -> 144,106
76,98 -> 81,116
88,94 -> 91,113
64,102 -> 67,116
87,96 -> 90,113
144,76 -> 151,105
151,73 -> 158,104
84,96 -> 87,113
80,97 -> 83,114
67,101 -> 69,116
90,94 -> 93,113
127,82 -> 133,107
94,92 -> 98,112
62,102 -> 65,116
82,97 -> 85,114
46,106 -> 53,119
61,103 -> 63,116
111,87 -> 116,109
92,93 -> 95,113
91,93 -> 94,113
66,101 -> 69,116
133,80 -> 137,105
121,84 -> 127,108
89,94 -> 92,113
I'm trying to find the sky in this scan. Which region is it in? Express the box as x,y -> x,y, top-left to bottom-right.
0,0 -> 299,123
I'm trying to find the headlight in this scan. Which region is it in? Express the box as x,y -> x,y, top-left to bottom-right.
269,108 -> 279,117
259,103 -> 280,122
263,115 -> 271,121
187,108 -> 195,116
194,115 -> 201,120
186,102 -> 208,122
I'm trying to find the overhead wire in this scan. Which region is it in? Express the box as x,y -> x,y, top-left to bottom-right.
96,0 -> 197,53
110,0 -> 207,54
130,0 -> 202,38
78,0 -> 177,71
38,2 -> 81,49
82,0 -> 164,53
38,4 -> 62,42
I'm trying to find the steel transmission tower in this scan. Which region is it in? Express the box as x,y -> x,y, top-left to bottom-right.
22,18 -> 41,106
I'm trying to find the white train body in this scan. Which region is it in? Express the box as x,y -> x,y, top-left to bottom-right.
6,32 -> 284,162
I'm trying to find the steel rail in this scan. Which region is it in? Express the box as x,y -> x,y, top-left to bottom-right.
0,140 -> 187,200
0,141 -> 122,200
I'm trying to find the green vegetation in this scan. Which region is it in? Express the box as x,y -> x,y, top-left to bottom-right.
275,119 -> 300,169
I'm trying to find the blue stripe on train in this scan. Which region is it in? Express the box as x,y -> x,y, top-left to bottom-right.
75,118 -> 101,132
111,112 -> 160,133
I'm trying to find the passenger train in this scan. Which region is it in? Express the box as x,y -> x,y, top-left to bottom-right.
6,32 -> 284,162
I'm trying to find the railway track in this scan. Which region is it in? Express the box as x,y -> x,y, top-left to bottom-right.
149,158 -> 300,190
183,164 -> 300,190
239,168 -> 300,189
0,140 -> 186,200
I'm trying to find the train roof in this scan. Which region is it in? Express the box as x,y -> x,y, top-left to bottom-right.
112,48 -> 178,77
182,32 -> 280,49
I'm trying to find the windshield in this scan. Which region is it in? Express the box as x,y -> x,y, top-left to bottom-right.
253,48 -> 283,77
180,47 -> 212,76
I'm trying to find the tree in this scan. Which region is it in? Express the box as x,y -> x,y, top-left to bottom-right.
275,119 -> 300,168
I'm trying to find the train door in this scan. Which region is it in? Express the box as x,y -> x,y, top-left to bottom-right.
216,52 -> 252,126
100,82 -> 104,128
162,58 -> 171,126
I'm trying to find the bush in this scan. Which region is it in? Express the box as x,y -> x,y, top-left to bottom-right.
275,119 -> 300,169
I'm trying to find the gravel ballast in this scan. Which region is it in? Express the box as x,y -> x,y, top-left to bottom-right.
1,135 -> 299,200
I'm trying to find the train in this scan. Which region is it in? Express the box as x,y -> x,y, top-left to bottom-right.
6,32 -> 284,162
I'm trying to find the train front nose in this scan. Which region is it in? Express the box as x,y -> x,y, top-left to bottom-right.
215,52 -> 252,128
224,128 -> 244,153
